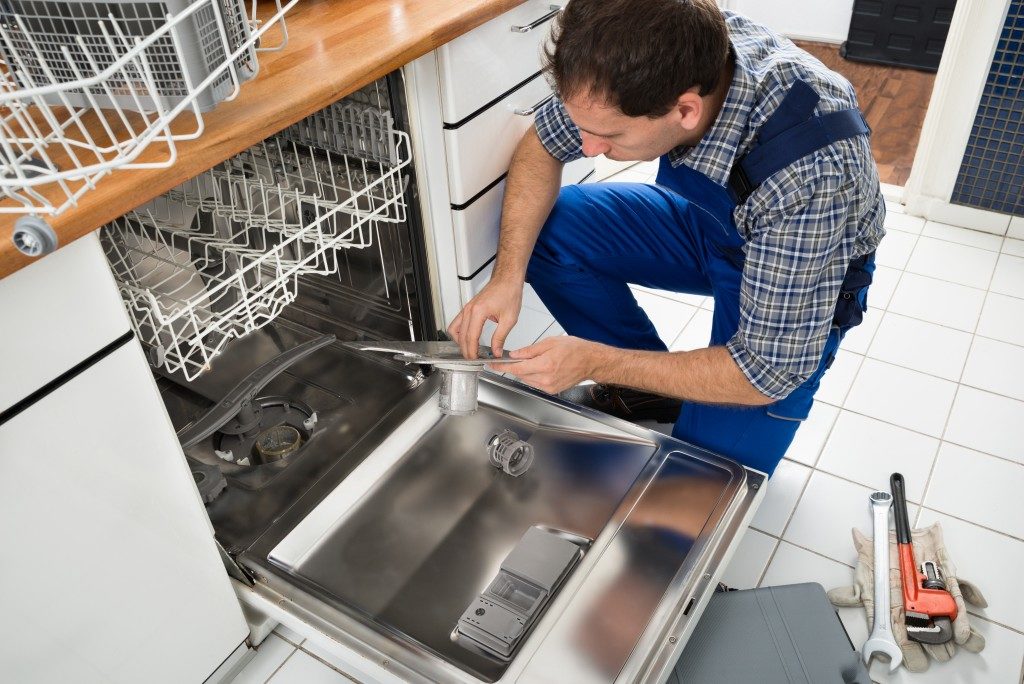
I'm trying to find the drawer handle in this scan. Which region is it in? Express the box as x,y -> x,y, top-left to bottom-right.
513,93 -> 555,117
510,5 -> 561,33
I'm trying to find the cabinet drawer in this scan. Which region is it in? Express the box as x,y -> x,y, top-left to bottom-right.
438,1 -> 562,125
564,155 -> 595,185
0,233 -> 131,414
453,179 -> 506,279
459,257 -> 494,306
452,156 -> 595,278
444,74 -> 552,206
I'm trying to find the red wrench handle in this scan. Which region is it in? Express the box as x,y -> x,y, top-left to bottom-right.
891,473 -> 958,621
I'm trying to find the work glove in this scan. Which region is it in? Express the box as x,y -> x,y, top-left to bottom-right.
827,522 -> 987,672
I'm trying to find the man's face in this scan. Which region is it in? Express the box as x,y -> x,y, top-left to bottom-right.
562,93 -> 694,162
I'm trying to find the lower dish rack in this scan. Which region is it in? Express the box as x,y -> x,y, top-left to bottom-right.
101,98 -> 411,380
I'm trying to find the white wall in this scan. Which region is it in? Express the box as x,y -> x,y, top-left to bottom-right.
720,0 -> 855,44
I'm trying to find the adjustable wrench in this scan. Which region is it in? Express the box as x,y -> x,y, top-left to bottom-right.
862,491 -> 903,671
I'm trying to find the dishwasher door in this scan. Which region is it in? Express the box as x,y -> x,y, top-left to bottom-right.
242,373 -> 764,684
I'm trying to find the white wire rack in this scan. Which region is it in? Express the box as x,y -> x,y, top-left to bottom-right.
0,0 -> 295,220
165,132 -> 410,242
102,111 -> 412,380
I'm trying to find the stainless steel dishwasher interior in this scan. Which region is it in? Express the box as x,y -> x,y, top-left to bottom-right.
258,377 -> 752,683
269,392 -> 655,678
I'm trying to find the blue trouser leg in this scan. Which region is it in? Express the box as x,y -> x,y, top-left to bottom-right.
526,182 -> 840,476
526,183 -> 715,352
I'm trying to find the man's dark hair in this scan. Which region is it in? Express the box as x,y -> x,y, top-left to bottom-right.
543,0 -> 731,118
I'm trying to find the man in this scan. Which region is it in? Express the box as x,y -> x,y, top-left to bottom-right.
448,0 -> 884,476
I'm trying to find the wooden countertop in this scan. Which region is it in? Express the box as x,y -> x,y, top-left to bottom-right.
0,0 -> 525,280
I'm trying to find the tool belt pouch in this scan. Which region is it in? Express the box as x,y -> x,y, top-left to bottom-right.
834,252 -> 874,331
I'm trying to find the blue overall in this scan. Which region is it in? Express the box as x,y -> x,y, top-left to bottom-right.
526,81 -> 873,476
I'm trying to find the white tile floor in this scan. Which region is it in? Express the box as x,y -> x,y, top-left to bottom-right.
232,163 -> 1024,683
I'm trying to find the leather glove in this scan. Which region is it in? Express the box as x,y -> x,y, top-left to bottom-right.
828,522 -> 987,672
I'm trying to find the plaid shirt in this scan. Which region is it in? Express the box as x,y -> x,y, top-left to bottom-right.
533,10 -> 885,400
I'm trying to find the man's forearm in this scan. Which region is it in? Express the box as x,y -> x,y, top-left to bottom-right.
492,128 -> 564,282
590,344 -> 775,406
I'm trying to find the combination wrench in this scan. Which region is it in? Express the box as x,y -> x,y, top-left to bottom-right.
862,490 -> 903,671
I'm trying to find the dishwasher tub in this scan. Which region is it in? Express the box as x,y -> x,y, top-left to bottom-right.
235,368 -> 765,684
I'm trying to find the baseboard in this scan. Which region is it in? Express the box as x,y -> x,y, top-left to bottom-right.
903,194 -> 1013,235
787,33 -> 844,45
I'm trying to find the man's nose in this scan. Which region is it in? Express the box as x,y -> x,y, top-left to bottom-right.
580,132 -> 610,157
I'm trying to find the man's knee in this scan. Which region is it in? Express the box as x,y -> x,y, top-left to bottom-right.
538,184 -> 590,244
527,185 -> 592,281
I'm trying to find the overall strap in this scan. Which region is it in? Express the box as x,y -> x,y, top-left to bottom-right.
729,80 -> 870,203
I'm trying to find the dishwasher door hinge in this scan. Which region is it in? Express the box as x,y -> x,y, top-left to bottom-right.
216,539 -> 256,586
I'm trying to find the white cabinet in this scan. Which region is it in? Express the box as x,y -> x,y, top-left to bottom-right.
0,236 -> 249,684
437,0 -> 563,124
444,74 -> 553,205
406,4 -> 594,328
0,234 -> 132,414
451,157 -> 595,280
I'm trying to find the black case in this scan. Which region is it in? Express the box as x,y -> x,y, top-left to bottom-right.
840,0 -> 958,72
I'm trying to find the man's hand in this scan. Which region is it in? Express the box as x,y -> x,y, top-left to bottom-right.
500,336 -> 603,394
447,277 -> 524,359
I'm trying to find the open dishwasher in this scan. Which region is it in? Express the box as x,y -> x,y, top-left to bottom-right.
98,72 -> 765,683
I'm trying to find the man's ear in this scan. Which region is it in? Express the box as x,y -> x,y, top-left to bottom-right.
674,91 -> 703,131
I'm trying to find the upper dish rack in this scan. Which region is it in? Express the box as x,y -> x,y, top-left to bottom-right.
0,0 -> 295,225
102,99 -> 412,381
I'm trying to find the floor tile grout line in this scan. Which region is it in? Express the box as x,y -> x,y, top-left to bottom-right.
273,630 -> 305,648
824,385 -> 1024,451
768,463 -> 820,550
966,611 -> 1024,638
666,305 -> 703,349
917,504 -> 1024,544
830,350 -> 867,410
848,353 -> 1024,409
296,645 -> 360,682
886,265 -> 990,298
754,503 -> 1024,581
802,402 -> 841,469
809,442 -> 940,507
877,304 -> 986,339
915,229 -> 1008,253
754,537 -> 783,587
919,263 -> 999,513
263,644 -> 301,684
752,532 -> 857,571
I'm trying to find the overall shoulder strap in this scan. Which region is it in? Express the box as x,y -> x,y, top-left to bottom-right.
729,80 -> 870,203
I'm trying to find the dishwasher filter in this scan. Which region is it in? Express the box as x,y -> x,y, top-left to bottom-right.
455,526 -> 584,659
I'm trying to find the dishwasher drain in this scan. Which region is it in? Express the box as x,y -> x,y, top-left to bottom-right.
254,425 -> 303,462
487,429 -> 534,477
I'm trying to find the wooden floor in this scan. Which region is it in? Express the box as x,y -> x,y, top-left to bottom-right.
795,41 -> 936,187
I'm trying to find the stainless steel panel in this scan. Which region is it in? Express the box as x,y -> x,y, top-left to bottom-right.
270,400 -> 657,681
259,374 -> 759,683
521,453 -> 752,683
